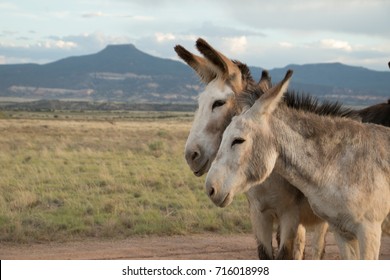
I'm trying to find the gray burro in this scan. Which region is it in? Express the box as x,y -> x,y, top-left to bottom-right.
176,38 -> 390,260
206,69 -> 390,260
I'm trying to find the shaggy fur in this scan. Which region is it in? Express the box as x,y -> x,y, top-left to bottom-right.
238,87 -> 360,120
176,39 -> 328,260
176,38 -> 389,260
206,71 -> 390,259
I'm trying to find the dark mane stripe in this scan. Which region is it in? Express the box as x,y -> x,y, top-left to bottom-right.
232,60 -> 255,85
283,91 -> 359,119
238,86 -> 360,119
237,83 -> 264,110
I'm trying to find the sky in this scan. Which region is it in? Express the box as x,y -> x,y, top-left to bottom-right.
1,0 -> 390,71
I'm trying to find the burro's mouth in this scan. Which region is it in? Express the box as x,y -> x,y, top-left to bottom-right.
217,193 -> 232,208
194,160 -> 209,177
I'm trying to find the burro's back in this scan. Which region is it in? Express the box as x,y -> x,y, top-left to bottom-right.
273,108 -> 390,196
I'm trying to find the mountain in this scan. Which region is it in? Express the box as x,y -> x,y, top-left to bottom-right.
0,44 -> 198,103
250,63 -> 389,105
0,44 -> 389,106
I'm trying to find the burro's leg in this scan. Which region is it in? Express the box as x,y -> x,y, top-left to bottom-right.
246,190 -> 274,259
276,208 -> 300,260
253,211 -> 274,259
293,224 -> 306,260
310,222 -> 328,259
334,232 -> 359,259
381,214 -> 390,236
357,222 -> 382,260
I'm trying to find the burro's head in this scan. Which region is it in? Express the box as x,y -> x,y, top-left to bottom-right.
174,38 -> 259,177
205,70 -> 293,207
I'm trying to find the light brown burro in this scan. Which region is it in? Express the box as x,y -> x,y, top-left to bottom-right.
206,70 -> 390,259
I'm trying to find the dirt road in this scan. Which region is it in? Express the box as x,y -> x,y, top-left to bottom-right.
1,233 -> 389,260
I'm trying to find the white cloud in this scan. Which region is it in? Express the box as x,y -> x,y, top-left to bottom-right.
279,42 -> 294,49
54,40 -> 78,49
155,32 -> 175,43
0,0 -> 389,71
63,32 -> 130,49
36,40 -> 77,49
132,15 -> 154,21
189,21 -> 265,38
0,32 -> 131,65
81,11 -> 154,21
0,2 -> 17,10
223,36 -> 248,55
320,39 -> 353,52
81,11 -> 105,18
222,0 -> 390,38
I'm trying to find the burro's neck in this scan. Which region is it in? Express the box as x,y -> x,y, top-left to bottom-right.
269,105 -> 389,195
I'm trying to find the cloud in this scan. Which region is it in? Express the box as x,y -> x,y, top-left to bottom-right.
152,33 -> 198,45
243,37 -> 390,71
0,0 -> 389,71
1,30 -> 19,36
0,2 -> 17,10
0,32 -> 130,64
222,36 -> 248,55
189,21 -> 265,38
155,32 -> 175,43
132,15 -> 155,21
61,32 -> 129,48
40,40 -> 78,49
279,42 -> 294,49
220,0 -> 390,38
21,36 -> 78,50
320,39 -> 353,52
0,38 -> 78,51
81,11 -> 155,21
81,11 -> 105,18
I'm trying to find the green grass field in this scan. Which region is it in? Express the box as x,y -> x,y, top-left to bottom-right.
0,111 -> 251,243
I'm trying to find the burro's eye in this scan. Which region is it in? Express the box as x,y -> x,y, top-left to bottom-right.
231,137 -> 245,148
212,100 -> 226,111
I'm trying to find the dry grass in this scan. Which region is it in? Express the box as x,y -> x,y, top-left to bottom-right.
0,112 -> 251,243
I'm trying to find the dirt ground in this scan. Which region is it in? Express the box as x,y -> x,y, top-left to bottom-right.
1,232 -> 389,260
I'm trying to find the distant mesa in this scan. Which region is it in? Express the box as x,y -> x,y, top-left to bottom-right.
0,44 -> 389,106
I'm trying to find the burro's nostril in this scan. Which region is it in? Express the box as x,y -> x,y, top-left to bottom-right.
208,186 -> 215,197
206,180 -> 216,198
191,151 -> 199,161
185,146 -> 201,165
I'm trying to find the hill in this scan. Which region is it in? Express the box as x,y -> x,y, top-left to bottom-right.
250,63 -> 389,106
0,44 -> 389,107
0,44 -> 197,103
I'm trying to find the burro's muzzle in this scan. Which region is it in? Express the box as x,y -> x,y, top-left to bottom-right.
184,143 -> 210,177
205,168 -> 234,208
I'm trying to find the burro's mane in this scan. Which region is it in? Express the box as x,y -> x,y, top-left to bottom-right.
238,86 -> 360,120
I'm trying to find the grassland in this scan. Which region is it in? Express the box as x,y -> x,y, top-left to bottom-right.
0,110 -> 251,243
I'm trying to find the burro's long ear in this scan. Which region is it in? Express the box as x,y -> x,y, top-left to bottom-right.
252,70 -> 293,118
174,44 -> 216,83
258,70 -> 272,93
195,38 -> 243,92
